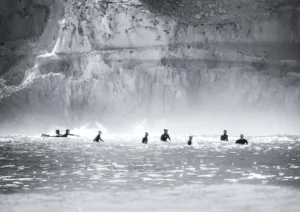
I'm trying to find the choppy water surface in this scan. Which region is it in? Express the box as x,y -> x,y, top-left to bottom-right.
1,135 -> 300,211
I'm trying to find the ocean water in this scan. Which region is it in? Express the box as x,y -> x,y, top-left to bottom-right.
1,135 -> 300,211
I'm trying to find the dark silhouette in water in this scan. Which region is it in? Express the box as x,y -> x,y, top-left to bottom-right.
55,130 -> 62,137
93,131 -> 104,142
42,130 -> 61,137
161,129 -> 171,142
187,136 -> 193,145
142,132 -> 149,144
61,129 -> 79,138
220,130 -> 228,141
236,134 -> 248,145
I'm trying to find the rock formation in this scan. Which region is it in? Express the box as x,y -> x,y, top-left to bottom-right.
0,0 -> 299,135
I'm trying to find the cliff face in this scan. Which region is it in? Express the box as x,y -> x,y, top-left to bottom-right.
0,0 -> 300,135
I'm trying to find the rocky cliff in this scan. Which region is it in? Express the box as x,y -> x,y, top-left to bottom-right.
0,0 -> 299,135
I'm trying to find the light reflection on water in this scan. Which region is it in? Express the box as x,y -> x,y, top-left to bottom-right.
1,184 -> 300,212
0,136 -> 300,193
0,136 -> 300,211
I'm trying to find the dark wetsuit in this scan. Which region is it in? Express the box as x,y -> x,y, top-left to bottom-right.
161,133 -> 171,142
61,133 -> 76,138
42,134 -> 61,137
187,138 -> 192,146
220,134 -> 228,141
94,134 -> 103,142
236,139 -> 248,145
142,136 -> 148,144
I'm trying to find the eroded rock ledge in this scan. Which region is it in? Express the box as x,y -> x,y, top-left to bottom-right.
0,0 -> 299,134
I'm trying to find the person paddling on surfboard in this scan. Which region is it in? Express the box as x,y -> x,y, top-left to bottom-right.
42,130 -> 61,137
160,129 -> 171,142
93,131 -> 104,142
61,129 -> 79,138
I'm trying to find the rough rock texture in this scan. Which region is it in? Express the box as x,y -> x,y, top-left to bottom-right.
140,0 -> 300,24
0,0 -> 299,135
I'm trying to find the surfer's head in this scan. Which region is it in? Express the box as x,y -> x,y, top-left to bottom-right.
145,132 -> 149,136
224,130 -> 227,134
66,129 -> 70,134
55,130 -> 60,135
240,134 -> 244,139
164,129 -> 168,133
98,131 -> 102,134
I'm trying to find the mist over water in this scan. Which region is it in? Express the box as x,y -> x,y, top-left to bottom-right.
1,58 -> 300,136
1,111 -> 300,137
2,108 -> 300,137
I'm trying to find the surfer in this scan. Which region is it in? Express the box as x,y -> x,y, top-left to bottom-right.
42,130 -> 61,137
220,130 -> 228,141
54,130 -> 62,137
235,134 -> 248,145
93,131 -> 104,142
142,132 -> 149,144
187,136 -> 193,145
160,129 -> 171,142
61,129 -> 79,138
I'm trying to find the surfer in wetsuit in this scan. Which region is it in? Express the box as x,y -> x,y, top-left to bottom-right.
220,130 -> 228,141
142,132 -> 149,144
93,131 -> 104,142
187,136 -> 193,146
235,134 -> 248,145
42,130 -> 61,137
61,129 -> 79,137
160,129 -> 171,142
54,130 -> 62,137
